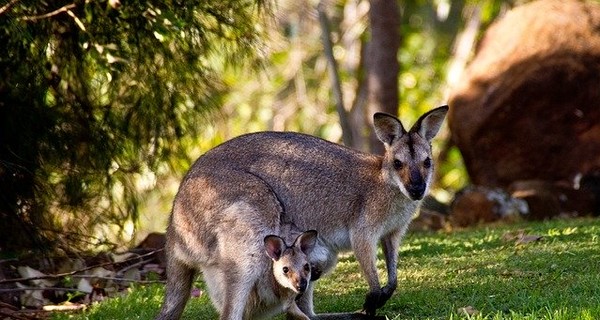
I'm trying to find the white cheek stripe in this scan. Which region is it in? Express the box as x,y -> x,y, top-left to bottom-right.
393,174 -> 411,199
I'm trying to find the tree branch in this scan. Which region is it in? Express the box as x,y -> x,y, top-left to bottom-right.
69,276 -> 165,284
0,287 -> 82,293
0,0 -> 20,16
66,8 -> 86,31
0,249 -> 163,285
19,3 -> 76,21
444,4 -> 482,99
317,1 -> 354,147
0,309 -> 30,320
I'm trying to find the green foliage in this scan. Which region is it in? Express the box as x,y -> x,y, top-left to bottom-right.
52,218 -> 600,319
1,0 -> 520,254
0,0 -> 269,252
215,0 -> 343,139
398,0 -> 511,195
203,0 -> 514,196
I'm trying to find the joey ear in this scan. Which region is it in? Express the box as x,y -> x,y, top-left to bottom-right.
410,105 -> 449,141
373,112 -> 406,146
294,230 -> 318,255
264,235 -> 286,261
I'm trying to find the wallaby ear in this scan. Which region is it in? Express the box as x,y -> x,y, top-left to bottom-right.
410,105 -> 449,141
294,230 -> 318,255
373,112 -> 406,146
264,235 -> 286,261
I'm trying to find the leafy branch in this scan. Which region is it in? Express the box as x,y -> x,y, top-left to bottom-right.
0,0 -> 19,16
317,1 -> 353,147
19,3 -> 76,21
0,249 -> 163,285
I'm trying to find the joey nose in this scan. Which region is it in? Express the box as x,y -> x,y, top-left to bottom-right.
297,278 -> 308,293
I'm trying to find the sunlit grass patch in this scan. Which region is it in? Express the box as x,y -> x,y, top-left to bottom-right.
53,217 -> 600,320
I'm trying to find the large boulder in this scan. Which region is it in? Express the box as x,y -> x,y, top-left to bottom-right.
448,0 -> 600,189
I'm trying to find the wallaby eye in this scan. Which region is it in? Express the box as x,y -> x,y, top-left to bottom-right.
393,159 -> 403,170
303,264 -> 310,272
423,157 -> 432,168
282,266 -> 289,274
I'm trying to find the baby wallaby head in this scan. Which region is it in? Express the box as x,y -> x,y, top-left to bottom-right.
264,230 -> 318,294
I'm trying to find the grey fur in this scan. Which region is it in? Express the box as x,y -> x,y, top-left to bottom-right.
155,106 -> 449,319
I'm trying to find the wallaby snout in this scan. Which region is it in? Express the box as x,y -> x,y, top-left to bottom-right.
296,278 -> 310,293
295,276 -> 308,293
407,181 -> 425,200
405,167 -> 426,200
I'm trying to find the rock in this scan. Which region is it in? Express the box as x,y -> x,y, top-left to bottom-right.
410,195 -> 450,231
449,186 -> 527,227
448,0 -> 600,188
410,208 -> 447,231
579,169 -> 600,215
131,232 -> 166,268
509,179 -> 596,219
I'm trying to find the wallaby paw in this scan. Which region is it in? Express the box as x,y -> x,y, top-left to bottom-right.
379,284 -> 395,305
363,290 -> 381,316
363,286 -> 394,316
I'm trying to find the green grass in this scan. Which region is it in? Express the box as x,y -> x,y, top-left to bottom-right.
53,217 -> 600,320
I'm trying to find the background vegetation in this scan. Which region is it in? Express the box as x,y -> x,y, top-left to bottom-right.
0,0 -> 268,253
0,0 -> 527,253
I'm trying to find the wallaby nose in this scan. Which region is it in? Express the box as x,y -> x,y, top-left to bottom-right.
297,278 -> 308,293
407,169 -> 426,200
407,183 -> 425,200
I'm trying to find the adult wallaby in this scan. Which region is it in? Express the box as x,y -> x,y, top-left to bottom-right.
155,105 -> 448,319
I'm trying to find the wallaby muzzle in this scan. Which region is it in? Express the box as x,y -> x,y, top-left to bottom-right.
407,184 -> 425,200
407,170 -> 426,200
296,278 -> 308,293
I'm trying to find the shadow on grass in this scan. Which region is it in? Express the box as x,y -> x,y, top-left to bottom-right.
318,218 -> 600,319
52,218 -> 600,320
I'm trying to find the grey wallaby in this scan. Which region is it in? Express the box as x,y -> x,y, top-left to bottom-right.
155,105 -> 449,319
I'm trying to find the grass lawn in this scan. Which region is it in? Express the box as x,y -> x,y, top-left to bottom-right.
53,217 -> 600,320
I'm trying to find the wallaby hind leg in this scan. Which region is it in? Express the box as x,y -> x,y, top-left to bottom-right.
155,258 -> 195,320
218,273 -> 255,320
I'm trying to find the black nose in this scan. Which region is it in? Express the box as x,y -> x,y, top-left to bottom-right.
297,278 -> 308,292
407,184 -> 425,200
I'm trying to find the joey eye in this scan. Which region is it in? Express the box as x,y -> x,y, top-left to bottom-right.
282,266 -> 289,274
423,157 -> 432,168
393,159 -> 403,170
303,264 -> 310,272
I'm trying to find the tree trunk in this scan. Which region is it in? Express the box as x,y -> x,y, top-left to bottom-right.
365,0 -> 401,154
317,2 -> 354,147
